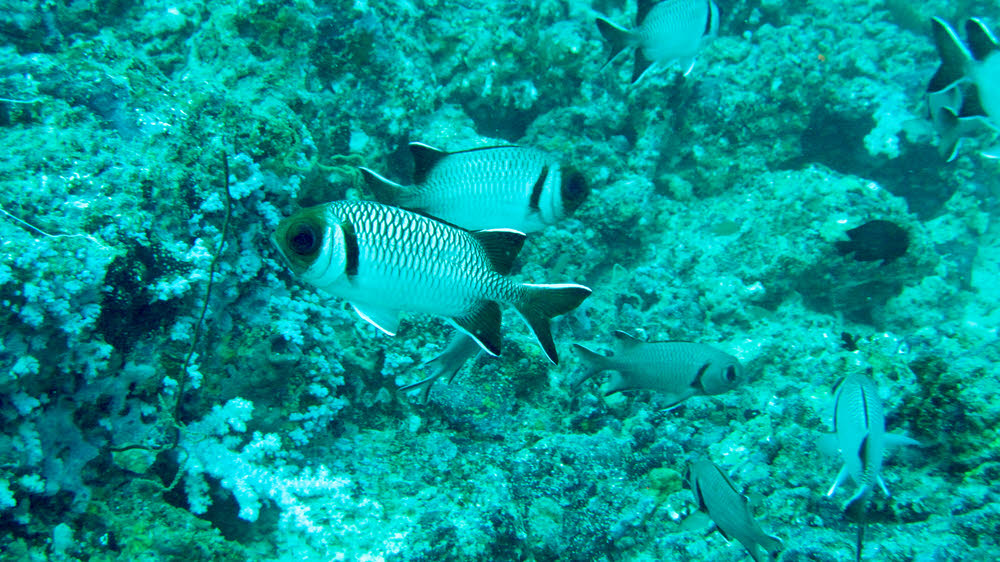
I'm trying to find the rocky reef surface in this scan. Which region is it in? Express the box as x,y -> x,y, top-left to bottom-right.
1,0 -> 998,560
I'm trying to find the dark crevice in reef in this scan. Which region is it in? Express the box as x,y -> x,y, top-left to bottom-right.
782,107 -> 957,220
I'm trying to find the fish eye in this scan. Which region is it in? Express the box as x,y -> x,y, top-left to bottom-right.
725,365 -> 737,382
560,169 -> 590,213
288,222 -> 320,256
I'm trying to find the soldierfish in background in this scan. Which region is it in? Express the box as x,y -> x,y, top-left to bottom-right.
361,143 -> 591,401
685,459 -> 783,562
818,373 -> 920,562
927,16 -> 1000,160
596,0 -> 720,84
271,200 -> 591,363
361,143 -> 589,233
571,330 -> 744,408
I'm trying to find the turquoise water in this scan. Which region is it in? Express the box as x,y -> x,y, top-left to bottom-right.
1,0 -> 998,560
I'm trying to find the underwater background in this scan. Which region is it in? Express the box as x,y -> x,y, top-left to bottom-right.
2,0 -> 999,560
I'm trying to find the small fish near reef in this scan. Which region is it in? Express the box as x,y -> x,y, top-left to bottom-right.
685,459 -> 783,562
361,143 -> 589,233
596,0 -> 720,84
818,373 -> 920,562
272,200 -> 592,362
571,330 -> 744,408
834,220 -> 909,265
927,16 -> 1000,160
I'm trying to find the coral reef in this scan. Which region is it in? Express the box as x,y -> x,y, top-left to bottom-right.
1,0 -> 998,560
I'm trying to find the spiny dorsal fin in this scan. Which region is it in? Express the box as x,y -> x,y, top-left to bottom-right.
409,142 -> 450,185
966,18 -> 999,62
470,228 -> 526,275
612,330 -> 643,350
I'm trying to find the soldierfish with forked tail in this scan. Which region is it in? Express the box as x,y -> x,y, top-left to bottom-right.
272,200 -> 591,363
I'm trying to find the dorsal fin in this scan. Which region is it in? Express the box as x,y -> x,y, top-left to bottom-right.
470,228 -> 526,275
409,142 -> 450,184
966,18 -> 999,61
636,0 -> 654,25
612,330 -> 643,351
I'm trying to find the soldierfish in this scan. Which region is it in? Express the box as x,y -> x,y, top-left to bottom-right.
572,330 -> 744,408
596,0 -> 720,83
927,16 -> 1000,159
361,143 -> 589,233
685,459 -> 783,562
272,200 -> 591,363
819,373 -> 919,561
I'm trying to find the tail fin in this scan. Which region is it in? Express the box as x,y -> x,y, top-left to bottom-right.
515,283 -> 591,364
359,167 -> 409,206
570,343 -> 612,388
596,18 -> 633,66
928,17 -> 970,93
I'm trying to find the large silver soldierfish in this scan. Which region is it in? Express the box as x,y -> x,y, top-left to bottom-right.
272,200 -> 591,362
818,373 -> 919,562
596,0 -> 720,84
571,330 -> 744,408
927,16 -> 1000,160
685,460 -> 783,562
360,143 -> 589,233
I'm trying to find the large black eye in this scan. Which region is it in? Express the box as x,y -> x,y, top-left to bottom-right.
560,168 -> 589,214
725,365 -> 737,382
288,222 -> 319,255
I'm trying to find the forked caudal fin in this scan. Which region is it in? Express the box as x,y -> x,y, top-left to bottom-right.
515,284 -> 592,364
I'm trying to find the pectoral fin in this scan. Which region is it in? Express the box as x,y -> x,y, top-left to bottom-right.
351,303 -> 399,335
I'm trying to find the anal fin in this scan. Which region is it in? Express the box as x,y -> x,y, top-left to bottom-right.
451,301 -> 503,357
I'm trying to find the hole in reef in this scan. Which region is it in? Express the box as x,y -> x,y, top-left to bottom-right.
783,107 -> 957,220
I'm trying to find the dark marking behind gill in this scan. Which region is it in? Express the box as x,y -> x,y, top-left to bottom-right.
529,165 -> 549,211
343,221 -> 360,277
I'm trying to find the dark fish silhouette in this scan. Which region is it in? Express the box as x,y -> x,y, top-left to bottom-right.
835,220 -> 909,264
